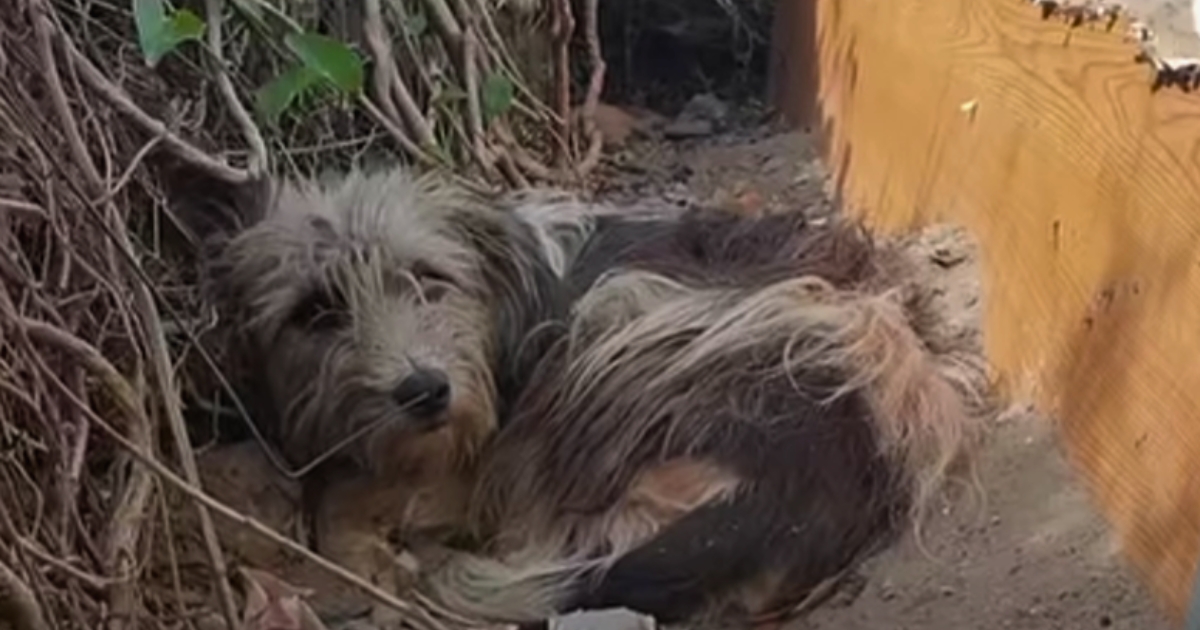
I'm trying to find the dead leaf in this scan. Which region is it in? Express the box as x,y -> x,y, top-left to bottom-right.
240,567 -> 328,630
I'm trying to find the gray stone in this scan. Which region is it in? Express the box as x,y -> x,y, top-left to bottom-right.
662,118 -> 714,139
547,608 -> 656,630
679,93 -> 730,125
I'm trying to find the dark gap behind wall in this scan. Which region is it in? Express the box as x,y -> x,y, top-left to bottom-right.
590,0 -> 778,114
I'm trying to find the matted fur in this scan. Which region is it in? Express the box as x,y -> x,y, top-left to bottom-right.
168,165 -> 590,621
173,167 -> 575,477
417,205 -> 985,625
172,165 -> 984,628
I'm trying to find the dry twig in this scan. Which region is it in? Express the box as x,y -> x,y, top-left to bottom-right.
22,316 -> 448,630
362,0 -> 439,153
0,0 -> 610,625
359,95 -> 439,166
204,0 -> 269,175
575,0 -> 605,178
28,3 -> 241,626
551,0 -> 574,165
32,7 -> 249,184
0,556 -> 48,630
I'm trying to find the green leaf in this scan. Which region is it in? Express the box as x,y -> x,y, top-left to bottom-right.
167,9 -> 206,42
254,64 -> 321,126
284,31 -> 365,96
132,0 -> 206,67
133,0 -> 167,56
481,72 -> 515,125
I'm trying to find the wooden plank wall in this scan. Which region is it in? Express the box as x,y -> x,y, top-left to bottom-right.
769,0 -> 1200,624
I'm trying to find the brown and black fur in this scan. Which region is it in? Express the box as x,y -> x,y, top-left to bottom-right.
166,165 -> 582,623
169,164 -> 982,628
423,206 -> 984,626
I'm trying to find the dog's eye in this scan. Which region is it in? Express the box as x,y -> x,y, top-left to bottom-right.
411,262 -> 453,285
288,290 -> 349,331
422,283 -> 449,302
411,263 -> 454,302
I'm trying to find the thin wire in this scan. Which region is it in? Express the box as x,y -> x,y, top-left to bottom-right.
281,391 -> 430,479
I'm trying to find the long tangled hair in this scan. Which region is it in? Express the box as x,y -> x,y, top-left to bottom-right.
170,167 -> 577,479
171,163 -> 984,628
418,201 -> 987,626
166,166 -> 591,604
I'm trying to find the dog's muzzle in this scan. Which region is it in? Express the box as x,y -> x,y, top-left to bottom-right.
393,367 -> 452,429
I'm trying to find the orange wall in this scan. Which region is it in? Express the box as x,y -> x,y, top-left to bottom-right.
771,0 -> 1200,623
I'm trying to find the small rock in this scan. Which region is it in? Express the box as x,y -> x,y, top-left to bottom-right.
547,608 -> 656,630
940,585 -> 956,597
577,103 -> 666,149
878,579 -> 897,601
592,103 -> 640,148
930,246 -> 967,268
679,93 -> 730,126
663,118 -> 714,139
194,613 -> 228,630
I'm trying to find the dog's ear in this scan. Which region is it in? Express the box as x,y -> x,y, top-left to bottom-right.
161,162 -> 273,250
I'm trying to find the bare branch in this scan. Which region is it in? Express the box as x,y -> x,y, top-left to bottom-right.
39,12 -> 249,184
551,0 -> 574,165
137,268 -> 244,630
574,0 -> 605,178
419,0 -> 465,49
359,95 -> 439,166
204,0 -> 269,176
20,317 -> 447,630
31,9 -> 101,190
362,0 -> 404,123
28,4 -> 242,626
463,28 -> 486,160
27,11 -> 155,625
363,0 -> 438,150
0,557 -> 48,630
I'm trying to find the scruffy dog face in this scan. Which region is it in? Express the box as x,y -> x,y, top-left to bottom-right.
198,171 -> 499,476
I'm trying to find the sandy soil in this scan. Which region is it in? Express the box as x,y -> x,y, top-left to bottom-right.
592,105 -> 1172,630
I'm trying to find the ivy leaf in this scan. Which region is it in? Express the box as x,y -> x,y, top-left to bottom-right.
254,65 -> 321,127
133,0 -> 167,43
481,71 -> 514,125
166,10 -> 206,44
284,32 -> 365,96
132,0 -> 205,67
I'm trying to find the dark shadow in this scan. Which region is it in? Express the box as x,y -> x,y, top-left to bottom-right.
765,0 -> 861,206
767,0 -> 820,130
592,0 -> 776,114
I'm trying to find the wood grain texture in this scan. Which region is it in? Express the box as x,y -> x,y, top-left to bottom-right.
770,0 -> 1200,623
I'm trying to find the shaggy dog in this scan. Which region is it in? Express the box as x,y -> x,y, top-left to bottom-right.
170,166 -> 580,620
171,165 -> 983,628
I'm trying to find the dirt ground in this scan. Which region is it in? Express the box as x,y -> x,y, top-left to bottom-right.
590,100 -> 1172,630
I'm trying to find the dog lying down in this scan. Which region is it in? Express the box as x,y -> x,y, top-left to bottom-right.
168,165 -> 986,629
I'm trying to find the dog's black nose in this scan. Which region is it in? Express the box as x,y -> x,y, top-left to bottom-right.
393,368 -> 452,420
